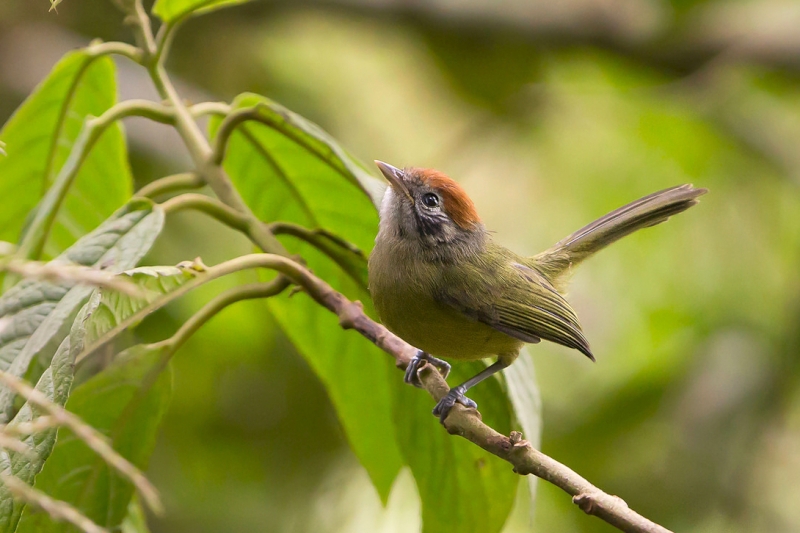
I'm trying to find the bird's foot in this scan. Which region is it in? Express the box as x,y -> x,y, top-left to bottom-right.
432,385 -> 478,424
404,350 -> 451,388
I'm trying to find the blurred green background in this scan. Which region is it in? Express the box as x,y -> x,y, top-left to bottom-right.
2,1 -> 800,532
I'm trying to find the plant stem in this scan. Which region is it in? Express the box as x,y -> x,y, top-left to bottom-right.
155,280 -> 290,354
16,100 -> 176,261
190,102 -> 231,118
145,63 -> 288,256
86,40 -> 143,63
136,172 -> 203,198
161,193 -> 251,233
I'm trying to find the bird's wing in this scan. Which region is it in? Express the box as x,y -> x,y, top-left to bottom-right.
438,261 -> 594,360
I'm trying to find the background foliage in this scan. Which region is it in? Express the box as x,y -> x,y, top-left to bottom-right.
0,1 -> 799,532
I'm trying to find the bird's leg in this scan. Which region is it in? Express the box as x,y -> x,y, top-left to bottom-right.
404,350 -> 451,388
432,357 -> 513,424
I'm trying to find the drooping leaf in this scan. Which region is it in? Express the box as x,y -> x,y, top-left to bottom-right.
266,244 -> 404,501
391,361 -> 518,533
0,200 -> 164,421
152,0 -> 253,23
0,50 -> 132,258
15,342 -> 172,532
209,93 -> 385,247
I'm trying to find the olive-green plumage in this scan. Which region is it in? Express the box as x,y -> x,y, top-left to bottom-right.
368,161 -> 707,420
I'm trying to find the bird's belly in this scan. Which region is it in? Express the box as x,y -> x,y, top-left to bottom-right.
373,288 -> 522,360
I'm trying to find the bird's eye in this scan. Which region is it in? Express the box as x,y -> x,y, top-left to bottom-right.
421,193 -> 440,208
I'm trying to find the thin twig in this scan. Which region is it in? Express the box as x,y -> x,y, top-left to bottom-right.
0,473 -> 107,533
136,172 -> 204,199
1,416 -> 58,437
161,193 -> 251,233
190,102 -> 231,118
0,371 -> 162,515
0,260 -> 142,297
152,280 -> 291,354
0,434 -> 37,458
268,222 -> 365,258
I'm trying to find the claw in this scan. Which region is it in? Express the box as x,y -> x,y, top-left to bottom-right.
432,386 -> 478,424
404,350 -> 451,388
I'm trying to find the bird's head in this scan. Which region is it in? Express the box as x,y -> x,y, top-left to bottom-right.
374,161 -> 486,254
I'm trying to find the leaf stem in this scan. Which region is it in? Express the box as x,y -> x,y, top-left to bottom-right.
190,102 -> 231,118
161,193 -> 251,233
85,40 -> 143,63
154,280 -> 290,354
136,172 -> 204,199
16,100 -> 176,261
268,222 -> 365,258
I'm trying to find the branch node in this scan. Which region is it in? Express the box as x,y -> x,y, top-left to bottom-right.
573,492 -> 628,516
338,301 -> 364,330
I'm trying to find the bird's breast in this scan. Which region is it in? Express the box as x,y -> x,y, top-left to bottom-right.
368,242 -> 521,359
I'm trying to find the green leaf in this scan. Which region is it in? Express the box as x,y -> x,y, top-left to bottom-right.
0,50 -> 132,258
209,96 -> 403,499
0,264 -> 192,529
210,93 -> 385,240
0,200 -> 165,421
152,0 -> 253,23
15,342 -> 172,532
391,362 -> 518,533
266,244 -> 404,502
0,335 -> 74,533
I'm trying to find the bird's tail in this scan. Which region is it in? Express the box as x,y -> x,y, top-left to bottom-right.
533,184 -> 707,286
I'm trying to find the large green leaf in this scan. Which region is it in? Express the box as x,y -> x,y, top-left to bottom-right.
209,96 -> 402,499
15,342 -> 172,532
0,200 -> 165,421
391,362 -> 518,533
152,0 -> 253,23
210,93 -> 385,241
266,245 -> 404,501
0,50 -> 132,258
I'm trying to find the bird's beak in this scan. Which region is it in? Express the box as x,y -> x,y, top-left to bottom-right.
375,160 -> 414,204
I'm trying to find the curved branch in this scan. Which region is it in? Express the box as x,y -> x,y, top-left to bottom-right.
16,100 -> 176,261
136,172 -> 204,199
154,279 -> 290,354
161,193 -> 251,233
268,221 -> 367,288
85,40 -> 143,63
268,222 -> 365,259
190,102 -> 231,118
162,199 -> 366,286
209,106 -> 264,165
214,253 -> 672,533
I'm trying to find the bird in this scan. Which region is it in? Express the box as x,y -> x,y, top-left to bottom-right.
368,161 -> 707,423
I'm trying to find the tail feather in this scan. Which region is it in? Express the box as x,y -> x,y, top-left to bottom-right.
533,184 -> 707,285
